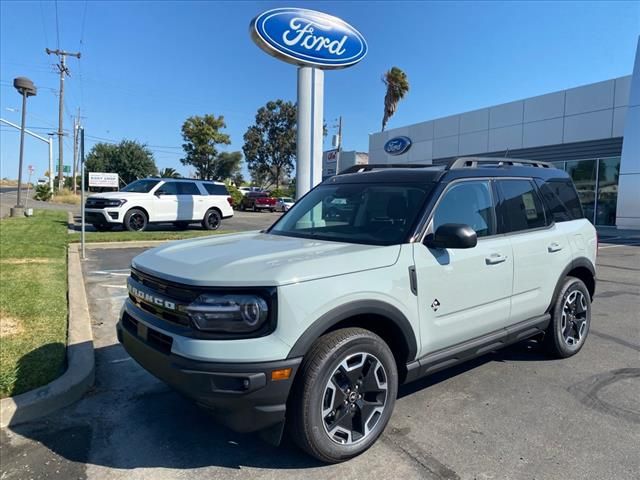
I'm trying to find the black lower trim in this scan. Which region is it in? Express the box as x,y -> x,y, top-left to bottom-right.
404,314 -> 550,383
116,320 -> 301,433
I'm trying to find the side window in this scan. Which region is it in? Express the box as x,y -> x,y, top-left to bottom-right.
541,180 -> 583,221
204,183 -> 229,195
498,179 -> 546,232
177,182 -> 200,195
433,181 -> 495,237
157,182 -> 178,195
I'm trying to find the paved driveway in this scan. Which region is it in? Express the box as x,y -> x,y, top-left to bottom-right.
1,241 -> 639,480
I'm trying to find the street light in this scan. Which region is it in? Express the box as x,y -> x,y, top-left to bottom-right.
11,76 -> 37,217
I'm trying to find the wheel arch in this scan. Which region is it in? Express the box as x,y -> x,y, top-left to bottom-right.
287,300 -> 418,382
205,205 -> 223,217
547,257 -> 596,313
125,205 -> 149,221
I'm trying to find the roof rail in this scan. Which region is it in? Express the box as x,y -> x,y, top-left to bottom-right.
338,163 -> 439,175
448,157 -> 552,169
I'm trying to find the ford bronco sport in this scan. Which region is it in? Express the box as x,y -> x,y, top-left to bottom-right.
117,158 -> 597,463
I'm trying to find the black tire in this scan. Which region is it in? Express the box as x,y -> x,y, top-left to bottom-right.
288,328 -> 398,463
92,223 -> 113,231
240,203 -> 246,211
269,208 -> 275,213
123,208 -> 148,232
173,222 -> 190,230
201,208 -> 221,230
544,276 -> 591,358
253,203 -> 257,212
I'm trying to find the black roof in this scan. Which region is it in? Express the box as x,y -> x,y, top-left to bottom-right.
328,156 -> 570,185
143,177 -> 223,183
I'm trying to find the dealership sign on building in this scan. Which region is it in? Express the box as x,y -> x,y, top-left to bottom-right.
250,8 -> 367,199
88,172 -> 119,188
384,136 -> 412,156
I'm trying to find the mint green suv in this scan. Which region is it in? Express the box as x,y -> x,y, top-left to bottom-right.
117,158 -> 597,463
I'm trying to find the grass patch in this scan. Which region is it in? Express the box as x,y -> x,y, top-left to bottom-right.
0,210 -> 68,397
50,188 -> 80,205
68,229 -> 230,243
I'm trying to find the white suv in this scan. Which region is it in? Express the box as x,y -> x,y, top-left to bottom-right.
85,178 -> 234,231
117,158 -> 597,462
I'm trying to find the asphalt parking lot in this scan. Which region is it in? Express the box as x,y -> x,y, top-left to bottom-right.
1,239 -> 638,480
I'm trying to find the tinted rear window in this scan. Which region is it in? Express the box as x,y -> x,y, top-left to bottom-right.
497,179 -> 546,233
536,179 -> 583,222
204,183 -> 229,195
177,182 -> 200,195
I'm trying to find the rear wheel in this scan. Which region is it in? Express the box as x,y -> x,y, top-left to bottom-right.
202,208 -> 221,230
544,276 -> 591,358
123,209 -> 148,232
289,328 -> 398,463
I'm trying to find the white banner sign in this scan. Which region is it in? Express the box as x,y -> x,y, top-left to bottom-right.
89,172 -> 119,188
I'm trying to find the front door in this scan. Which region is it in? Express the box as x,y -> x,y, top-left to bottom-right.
413,179 -> 514,355
153,181 -> 179,221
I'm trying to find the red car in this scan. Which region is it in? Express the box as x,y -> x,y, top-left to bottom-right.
239,191 -> 277,212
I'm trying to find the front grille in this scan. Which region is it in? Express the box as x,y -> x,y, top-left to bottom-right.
129,268 -> 196,327
85,198 -> 112,209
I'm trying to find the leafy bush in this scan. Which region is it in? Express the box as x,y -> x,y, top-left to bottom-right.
225,182 -> 243,209
34,184 -> 53,201
270,187 -> 294,199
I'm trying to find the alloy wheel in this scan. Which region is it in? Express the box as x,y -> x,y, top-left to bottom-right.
321,352 -> 388,445
561,290 -> 588,347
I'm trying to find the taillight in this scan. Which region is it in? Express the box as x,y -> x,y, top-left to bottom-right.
227,196 -> 233,206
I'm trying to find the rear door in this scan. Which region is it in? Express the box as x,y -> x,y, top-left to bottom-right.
495,179 -> 573,324
153,181 -> 179,221
413,179 -> 514,354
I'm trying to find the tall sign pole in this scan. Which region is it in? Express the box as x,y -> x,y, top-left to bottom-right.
250,8 -> 367,200
80,126 -> 86,260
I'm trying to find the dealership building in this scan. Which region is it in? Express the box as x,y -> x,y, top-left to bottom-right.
369,39 -> 640,229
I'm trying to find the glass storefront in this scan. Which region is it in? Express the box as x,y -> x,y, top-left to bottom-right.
550,157 -> 620,226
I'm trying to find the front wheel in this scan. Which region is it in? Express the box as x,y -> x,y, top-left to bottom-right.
544,276 -> 591,358
202,208 -> 221,230
123,208 -> 148,232
288,328 -> 398,463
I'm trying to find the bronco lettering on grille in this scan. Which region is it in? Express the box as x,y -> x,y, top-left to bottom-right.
129,285 -> 176,311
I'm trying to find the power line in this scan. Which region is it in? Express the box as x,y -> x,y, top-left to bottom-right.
79,1 -> 88,47
39,1 -> 50,47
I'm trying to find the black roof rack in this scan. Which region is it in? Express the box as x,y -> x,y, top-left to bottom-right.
447,157 -> 552,169
338,163 -> 441,175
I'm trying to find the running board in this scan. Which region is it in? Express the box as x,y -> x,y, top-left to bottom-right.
404,314 -> 550,384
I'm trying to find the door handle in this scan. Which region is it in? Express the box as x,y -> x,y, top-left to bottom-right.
548,242 -> 563,253
485,253 -> 507,265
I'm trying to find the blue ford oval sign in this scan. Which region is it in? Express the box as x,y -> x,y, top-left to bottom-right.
251,8 -> 367,69
384,136 -> 412,155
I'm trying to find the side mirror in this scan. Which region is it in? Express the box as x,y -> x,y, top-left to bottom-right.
425,223 -> 477,249
155,190 -> 164,196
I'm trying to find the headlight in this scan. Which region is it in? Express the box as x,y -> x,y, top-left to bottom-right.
104,199 -> 127,207
183,294 -> 269,333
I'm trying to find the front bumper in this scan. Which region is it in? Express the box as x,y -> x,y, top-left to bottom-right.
116,309 -> 301,433
85,208 -> 121,224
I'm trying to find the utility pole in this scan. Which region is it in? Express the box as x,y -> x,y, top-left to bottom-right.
46,48 -> 81,191
337,115 -> 343,152
72,109 -> 79,194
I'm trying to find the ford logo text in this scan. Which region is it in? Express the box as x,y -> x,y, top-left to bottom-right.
384,136 -> 412,156
251,8 -> 367,69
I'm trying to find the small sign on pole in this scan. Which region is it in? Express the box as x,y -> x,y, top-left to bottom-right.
88,172 -> 119,188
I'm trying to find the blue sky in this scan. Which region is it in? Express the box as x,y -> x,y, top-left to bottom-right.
1,1 -> 639,180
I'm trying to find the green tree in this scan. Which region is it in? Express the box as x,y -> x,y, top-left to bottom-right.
159,167 -> 181,178
243,100 -> 297,190
381,67 -> 410,131
213,151 -> 243,182
180,114 -> 231,180
85,140 -> 157,185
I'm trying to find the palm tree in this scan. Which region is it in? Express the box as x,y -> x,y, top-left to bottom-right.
159,167 -> 181,178
381,67 -> 410,131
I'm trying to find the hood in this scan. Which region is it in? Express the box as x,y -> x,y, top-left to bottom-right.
88,191 -> 148,200
131,232 -> 401,287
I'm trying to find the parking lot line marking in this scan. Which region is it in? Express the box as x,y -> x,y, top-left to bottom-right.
100,284 -> 127,289
109,357 -> 133,364
599,243 -> 640,249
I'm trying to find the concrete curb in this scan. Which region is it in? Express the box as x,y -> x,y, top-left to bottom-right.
0,243 -> 95,428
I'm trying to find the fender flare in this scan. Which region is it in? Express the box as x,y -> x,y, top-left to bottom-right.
286,300 -> 418,361
547,256 -> 596,313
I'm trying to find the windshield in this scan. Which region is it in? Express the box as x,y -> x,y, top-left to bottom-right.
121,179 -> 160,193
269,182 -> 433,245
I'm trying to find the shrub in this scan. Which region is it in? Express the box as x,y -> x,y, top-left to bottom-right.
34,184 -> 53,201
225,182 -> 243,209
